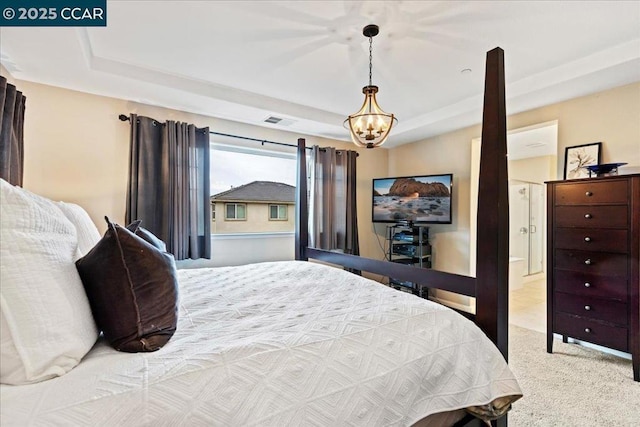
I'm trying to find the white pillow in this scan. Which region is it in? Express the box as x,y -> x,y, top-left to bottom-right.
0,310 -> 26,384
0,179 -> 98,385
56,201 -> 101,258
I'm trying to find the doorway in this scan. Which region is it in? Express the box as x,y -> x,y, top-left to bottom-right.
469,119 -> 558,280
469,120 -> 558,330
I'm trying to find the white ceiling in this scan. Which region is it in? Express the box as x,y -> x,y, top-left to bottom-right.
1,1 -> 639,150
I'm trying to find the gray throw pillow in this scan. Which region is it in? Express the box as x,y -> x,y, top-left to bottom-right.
76,217 -> 178,352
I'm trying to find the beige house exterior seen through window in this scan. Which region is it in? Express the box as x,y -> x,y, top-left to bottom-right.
211,181 -> 295,233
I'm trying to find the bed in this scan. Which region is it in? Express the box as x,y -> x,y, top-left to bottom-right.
0,48 -> 521,426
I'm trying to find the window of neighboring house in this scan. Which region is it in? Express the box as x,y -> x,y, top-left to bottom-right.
225,203 -> 246,220
211,203 -> 216,221
269,204 -> 288,220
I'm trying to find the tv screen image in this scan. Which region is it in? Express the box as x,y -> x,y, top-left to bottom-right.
372,174 -> 453,224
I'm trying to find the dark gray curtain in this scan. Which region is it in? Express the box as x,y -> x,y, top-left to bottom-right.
0,76 -> 26,186
126,114 -> 211,260
308,146 -> 359,255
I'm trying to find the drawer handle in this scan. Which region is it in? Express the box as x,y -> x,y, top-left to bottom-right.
584,305 -> 591,311
584,213 -> 592,219
584,259 -> 592,265
584,236 -> 591,242
585,191 -> 593,197
584,282 -> 591,288
585,328 -> 592,333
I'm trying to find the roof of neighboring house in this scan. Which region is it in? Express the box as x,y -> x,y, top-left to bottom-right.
211,181 -> 295,203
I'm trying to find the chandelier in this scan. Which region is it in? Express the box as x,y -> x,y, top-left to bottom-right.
344,24 -> 397,149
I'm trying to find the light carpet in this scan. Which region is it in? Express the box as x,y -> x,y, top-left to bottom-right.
508,325 -> 639,426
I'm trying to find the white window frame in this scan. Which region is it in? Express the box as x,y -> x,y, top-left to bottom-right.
269,204 -> 288,221
225,203 -> 247,221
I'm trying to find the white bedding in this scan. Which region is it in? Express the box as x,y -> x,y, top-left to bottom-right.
0,261 -> 521,426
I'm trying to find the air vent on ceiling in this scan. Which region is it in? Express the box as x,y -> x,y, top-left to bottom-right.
264,116 -> 282,124
525,142 -> 546,148
263,116 -> 296,127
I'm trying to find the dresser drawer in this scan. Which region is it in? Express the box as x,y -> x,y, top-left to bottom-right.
554,312 -> 628,352
555,180 -> 628,205
555,228 -> 628,253
555,205 -> 628,228
555,249 -> 628,276
555,292 -> 627,325
555,270 -> 628,301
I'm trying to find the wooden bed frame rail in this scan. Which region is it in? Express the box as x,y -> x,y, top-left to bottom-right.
304,248 -> 477,297
295,48 -> 509,362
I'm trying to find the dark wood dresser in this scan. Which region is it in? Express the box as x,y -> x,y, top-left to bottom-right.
546,173 -> 639,382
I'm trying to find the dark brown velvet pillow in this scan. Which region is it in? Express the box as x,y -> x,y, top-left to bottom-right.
76,217 -> 178,352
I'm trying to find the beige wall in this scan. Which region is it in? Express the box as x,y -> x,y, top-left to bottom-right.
21,82 -> 129,233
509,155 -> 556,184
388,82 -> 640,278
507,83 -> 640,179
15,74 -> 636,270
16,79 -> 388,263
211,202 -> 294,233
387,126 -> 475,276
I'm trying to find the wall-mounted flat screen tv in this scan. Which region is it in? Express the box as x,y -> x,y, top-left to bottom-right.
372,174 -> 453,224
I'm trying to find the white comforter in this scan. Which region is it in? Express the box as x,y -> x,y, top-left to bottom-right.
0,261 -> 521,426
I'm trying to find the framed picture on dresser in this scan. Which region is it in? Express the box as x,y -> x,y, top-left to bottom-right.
564,142 -> 602,179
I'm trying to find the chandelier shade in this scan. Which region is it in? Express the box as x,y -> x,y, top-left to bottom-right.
344,85 -> 396,149
344,24 -> 397,149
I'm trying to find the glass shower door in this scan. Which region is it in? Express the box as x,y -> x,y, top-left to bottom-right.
528,183 -> 543,275
509,180 -> 544,276
509,182 -> 529,276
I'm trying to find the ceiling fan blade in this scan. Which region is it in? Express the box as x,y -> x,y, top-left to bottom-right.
407,29 -> 484,52
268,36 -> 335,68
347,42 -> 368,80
234,2 -> 332,28
413,4 -> 494,24
238,28 -> 328,43
342,0 -> 364,15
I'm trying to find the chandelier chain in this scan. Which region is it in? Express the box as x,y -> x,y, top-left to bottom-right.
368,35 -> 373,86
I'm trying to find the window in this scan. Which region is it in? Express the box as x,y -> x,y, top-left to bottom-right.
211,202 -> 216,221
225,203 -> 246,220
269,204 -> 288,220
210,141 -> 296,234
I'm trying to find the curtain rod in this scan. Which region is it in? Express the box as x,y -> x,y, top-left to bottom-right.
210,130 -> 304,150
119,114 -> 300,149
118,114 -> 357,155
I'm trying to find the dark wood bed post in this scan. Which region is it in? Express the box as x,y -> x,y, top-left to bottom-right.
476,47 -> 509,361
295,138 -> 309,261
